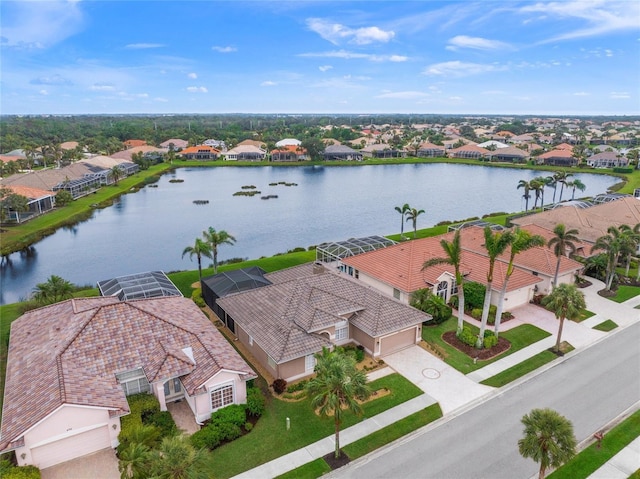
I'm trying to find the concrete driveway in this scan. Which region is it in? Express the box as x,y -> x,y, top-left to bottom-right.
41,448 -> 119,479
382,345 -> 493,414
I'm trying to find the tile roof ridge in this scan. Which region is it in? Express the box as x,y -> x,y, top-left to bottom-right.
58,306 -> 102,358
56,355 -> 67,404
126,298 -> 200,337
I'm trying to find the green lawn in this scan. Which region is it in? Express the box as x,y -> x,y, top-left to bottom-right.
593,319 -> 618,332
421,317 -> 551,373
574,309 -> 596,322
275,459 -> 331,479
610,285 -> 640,303
548,409 -> 640,479
480,343 -> 575,388
203,373 -> 423,479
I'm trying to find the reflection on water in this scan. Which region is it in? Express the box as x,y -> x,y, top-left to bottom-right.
0,164 -> 618,305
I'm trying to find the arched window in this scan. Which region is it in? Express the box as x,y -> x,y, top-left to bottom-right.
436,280 -> 448,299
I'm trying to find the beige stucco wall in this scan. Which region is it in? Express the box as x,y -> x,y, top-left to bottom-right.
350,325 -> 376,356
15,405 -> 119,466
236,325 -> 275,376
355,271 -> 411,303
278,356 -> 308,382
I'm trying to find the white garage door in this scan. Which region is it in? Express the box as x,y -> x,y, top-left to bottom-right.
380,328 -> 416,356
31,425 -> 111,469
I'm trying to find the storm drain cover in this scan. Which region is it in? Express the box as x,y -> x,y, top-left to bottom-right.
422,368 -> 440,379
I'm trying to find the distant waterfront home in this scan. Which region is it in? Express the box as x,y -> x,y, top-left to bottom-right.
586,151 -> 628,168
490,146 -> 529,163
160,138 -> 189,149
271,145 -> 308,162
537,149 -> 577,166
275,138 -> 302,147
416,142 -> 446,157
448,144 -> 491,159
0,184 -> 55,223
216,263 -> 428,382
0,296 -> 255,469
322,144 -> 363,161
361,143 -> 407,159
124,139 -> 147,149
224,145 -> 266,161
179,145 -> 220,160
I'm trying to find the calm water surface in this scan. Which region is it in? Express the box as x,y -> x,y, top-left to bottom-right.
1,164 -> 618,304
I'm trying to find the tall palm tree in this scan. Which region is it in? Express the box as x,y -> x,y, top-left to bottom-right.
517,179 -> 531,212
556,170 -> 573,202
530,178 -> 544,210
567,178 -> 586,200
148,435 -> 208,479
306,347 -> 371,459
202,227 -> 236,274
119,442 -> 152,479
542,176 -> 555,207
518,408 -> 577,479
32,274 -> 75,305
422,229 -> 465,335
548,224 -> 580,288
591,226 -> 624,291
618,224 -> 640,277
182,238 -> 212,281
542,283 -> 586,353
494,228 -> 546,338
405,207 -> 425,239
478,227 -> 513,348
110,165 -> 123,185
394,203 -> 410,238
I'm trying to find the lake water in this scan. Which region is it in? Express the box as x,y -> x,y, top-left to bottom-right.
0,164 -> 618,304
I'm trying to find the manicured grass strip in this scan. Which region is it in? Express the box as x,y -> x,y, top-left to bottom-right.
275,458 -> 331,479
610,285 -> 640,303
343,403 -> 443,460
593,319 -> 618,332
548,408 -> 640,479
205,373 -> 423,479
422,317 -> 551,373
480,350 -> 559,387
574,309 -> 596,322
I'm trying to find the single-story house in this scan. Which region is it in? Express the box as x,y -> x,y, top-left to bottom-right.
123,139 -> 147,149
361,144 -> 407,159
160,139 -> 189,149
322,144 -> 363,161
586,152 -> 628,168
224,145 -> 266,161
0,296 -> 255,469
270,145 -> 308,162
490,146 -> 529,163
0,184 -> 56,223
275,138 -> 301,147
179,145 -> 220,160
416,142 -> 446,158
448,144 -> 491,160
216,263 -> 429,382
537,149 -> 578,166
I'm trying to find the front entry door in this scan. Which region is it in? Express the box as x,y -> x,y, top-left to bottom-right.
163,378 -> 184,402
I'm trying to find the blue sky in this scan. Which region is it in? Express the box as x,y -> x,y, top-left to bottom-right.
1,1 -> 639,116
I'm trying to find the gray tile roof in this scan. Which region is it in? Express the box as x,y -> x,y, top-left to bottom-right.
0,296 -> 255,451
218,264 -> 428,363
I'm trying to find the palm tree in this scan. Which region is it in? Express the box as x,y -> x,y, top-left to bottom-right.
119,442 -> 152,479
567,178 -> 586,200
518,408 -> 577,479
202,227 -> 236,274
542,283 -> 586,353
618,224 -> 640,277
32,274 -> 75,305
591,226 -> 625,291
530,178 -> 544,210
517,180 -> 532,212
478,227 -> 513,348
306,347 -> 371,459
494,228 -> 545,338
148,435 -> 208,479
556,170 -> 573,202
394,203 -> 410,238
405,207 -> 425,239
422,229 -> 465,335
548,224 -> 580,288
543,176 -> 555,207
110,165 -> 123,185
182,238 -> 212,281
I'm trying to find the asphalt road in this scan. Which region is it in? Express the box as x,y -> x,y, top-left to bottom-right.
333,321 -> 640,479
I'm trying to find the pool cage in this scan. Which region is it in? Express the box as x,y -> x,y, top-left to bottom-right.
98,271 -> 182,301
315,235 -> 397,263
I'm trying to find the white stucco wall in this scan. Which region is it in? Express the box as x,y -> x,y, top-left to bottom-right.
188,371 -> 248,423
356,271 -> 411,303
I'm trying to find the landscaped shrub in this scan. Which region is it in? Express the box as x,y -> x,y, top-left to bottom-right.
191,288 -> 206,308
246,387 -> 266,417
471,308 -> 482,320
501,311 -> 514,320
355,345 -> 366,362
128,393 -> 161,419
244,422 -> 253,432
211,404 -> 246,428
1,465 -> 41,479
463,282 -> 486,310
216,422 -> 242,441
272,378 -> 287,394
190,426 -> 222,450
147,411 -> 178,437
613,167 -> 633,174
286,379 -> 308,393
483,331 -> 498,349
458,327 -> 477,347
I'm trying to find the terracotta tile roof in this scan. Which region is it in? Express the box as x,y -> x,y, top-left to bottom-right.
271,145 -> 307,154
124,139 -> 147,148
0,296 -> 254,451
539,149 -> 573,159
218,265 -> 428,363
518,224 -> 591,258
0,155 -> 24,164
111,146 -> 167,161
180,145 -> 220,155
2,184 -> 54,199
449,144 -> 491,154
555,143 -> 574,150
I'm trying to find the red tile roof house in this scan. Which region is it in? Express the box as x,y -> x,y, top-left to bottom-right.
537,149 -> 578,167
216,263 -> 429,382
340,226 -> 583,307
179,145 -> 220,160
0,185 -> 55,223
0,296 -> 255,469
270,145 -> 308,162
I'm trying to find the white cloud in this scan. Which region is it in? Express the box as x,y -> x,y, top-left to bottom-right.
449,96 -> 463,101
136,93 -> 149,98
519,1 -> 640,43
212,46 -> 237,53
574,91 -> 590,96
446,35 -> 512,51
89,83 -> 116,91
299,50 -> 408,62
306,18 -> 394,45
375,91 -> 429,99
318,65 -> 333,72
261,81 -> 277,86
39,89 -> 49,95
610,91 -> 630,99
186,86 -> 208,93
154,97 -> 169,102
423,61 -> 507,77
30,74 -> 72,85
188,72 -> 198,79
125,43 -> 164,49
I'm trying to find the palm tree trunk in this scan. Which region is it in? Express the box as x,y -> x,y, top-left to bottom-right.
477,282 -> 493,348
555,317 -> 565,353
625,255 -> 631,277
197,256 -> 203,281
553,185 -> 557,203
559,183 -> 565,202
456,287 -> 465,336
539,463 -> 546,479
553,256 -> 562,288
334,418 -> 341,459
494,280 -> 509,339
213,248 -> 218,274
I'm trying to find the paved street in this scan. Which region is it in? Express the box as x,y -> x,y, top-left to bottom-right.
331,321 -> 640,479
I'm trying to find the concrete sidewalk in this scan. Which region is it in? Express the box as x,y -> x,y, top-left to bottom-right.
587,436 -> 640,478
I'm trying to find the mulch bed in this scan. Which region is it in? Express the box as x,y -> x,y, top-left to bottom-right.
323,450 -> 351,470
576,279 -> 592,288
442,331 -> 511,360
597,289 -> 617,298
